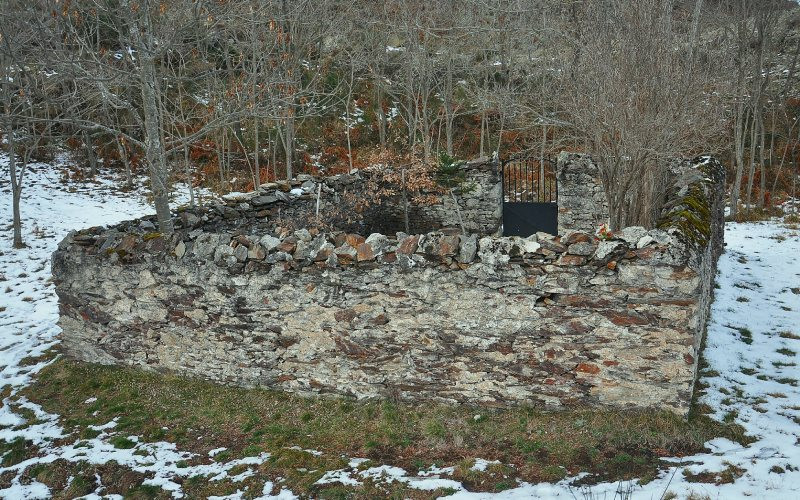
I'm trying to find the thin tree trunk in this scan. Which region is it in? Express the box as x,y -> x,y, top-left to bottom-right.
8,134 -> 24,248
401,168 -> 409,233
345,87 -> 354,171
127,0 -> 173,233
730,104 -> 749,217
445,54 -> 454,155
116,136 -> 133,188
745,107 -> 760,212
184,144 -> 195,207
83,130 -> 97,176
760,105 -> 775,208
254,118 -> 260,190
285,107 -> 294,180
375,81 -> 387,147
772,119 -> 799,195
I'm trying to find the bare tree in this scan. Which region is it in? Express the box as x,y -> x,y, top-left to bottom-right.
560,0 -> 725,229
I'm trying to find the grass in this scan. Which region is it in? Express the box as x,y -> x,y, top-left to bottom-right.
14,359 -> 753,498
738,330 -> 753,344
682,462 -> 746,485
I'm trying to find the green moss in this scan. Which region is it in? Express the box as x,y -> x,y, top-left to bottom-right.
142,232 -> 162,241
657,168 -> 714,249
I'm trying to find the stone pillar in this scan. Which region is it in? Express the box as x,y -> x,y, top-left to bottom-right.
556,152 -> 609,235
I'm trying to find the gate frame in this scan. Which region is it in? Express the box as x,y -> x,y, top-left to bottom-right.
501,157 -> 558,236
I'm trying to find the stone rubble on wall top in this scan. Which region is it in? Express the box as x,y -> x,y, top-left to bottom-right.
60,217 -> 698,278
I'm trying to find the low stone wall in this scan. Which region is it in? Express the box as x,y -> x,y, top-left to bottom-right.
52,157 -> 724,415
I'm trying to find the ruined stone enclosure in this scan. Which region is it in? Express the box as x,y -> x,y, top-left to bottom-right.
52,154 -> 725,415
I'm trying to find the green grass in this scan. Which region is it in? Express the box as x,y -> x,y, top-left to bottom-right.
735,327 -> 753,345
16,359 -> 753,497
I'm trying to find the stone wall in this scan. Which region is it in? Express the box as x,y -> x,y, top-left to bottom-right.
556,152 -> 610,234
52,157 -> 725,415
371,159 -> 502,235
215,157 -> 501,237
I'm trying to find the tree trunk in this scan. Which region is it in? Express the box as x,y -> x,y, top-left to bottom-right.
745,108 -> 760,212
254,118 -> 260,190
375,78 -> 387,147
83,130 -> 97,176
285,107 -> 294,180
730,104 -> 749,217
8,136 -> 24,248
445,54 -> 454,155
128,1 -> 173,233
116,136 -> 133,188
345,88 -> 354,171
184,144 -> 195,207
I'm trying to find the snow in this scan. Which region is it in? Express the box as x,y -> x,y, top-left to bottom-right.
470,458 -> 500,472
1,151 -> 799,498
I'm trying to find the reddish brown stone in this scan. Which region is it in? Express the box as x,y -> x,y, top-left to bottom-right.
234,235 -> 252,248
602,360 -> 619,367
607,260 -> 617,270
277,238 -> 296,254
576,362 -> 600,374
684,353 -> 695,365
489,343 -> 514,355
345,234 -> 366,247
564,232 -> 592,245
371,314 -> 390,325
671,268 -> 697,279
438,235 -> 460,256
356,243 -> 375,261
276,374 -> 295,383
567,319 -> 591,334
334,308 -> 358,323
396,235 -> 421,255
314,246 -> 332,262
557,254 -> 586,266
382,252 -> 397,263
606,312 -> 649,326
635,246 -> 658,259
117,234 -> 138,253
559,295 -> 611,308
145,236 -> 166,253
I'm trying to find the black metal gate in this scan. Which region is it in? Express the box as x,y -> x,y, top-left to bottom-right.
502,157 -> 557,236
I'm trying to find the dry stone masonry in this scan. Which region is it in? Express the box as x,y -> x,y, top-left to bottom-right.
52,154 -> 725,415
556,152 -> 610,234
